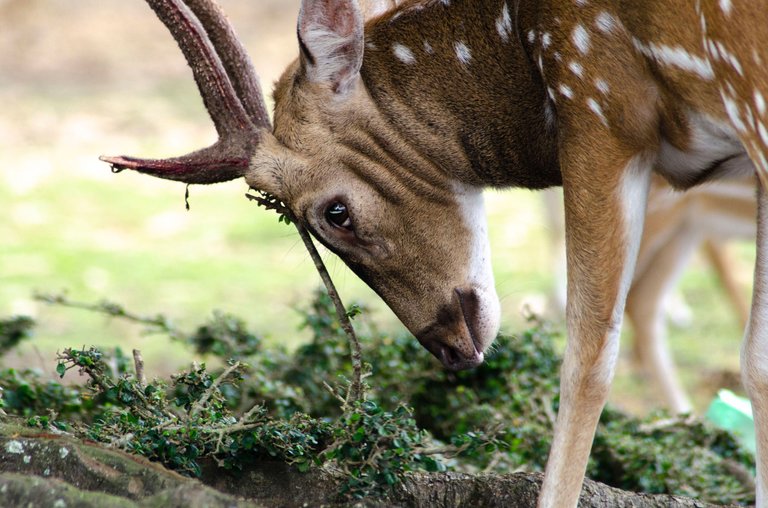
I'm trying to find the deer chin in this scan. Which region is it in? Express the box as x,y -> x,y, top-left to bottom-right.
416,285 -> 500,371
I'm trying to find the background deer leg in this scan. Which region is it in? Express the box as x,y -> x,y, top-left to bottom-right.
538,155 -> 652,507
742,182 -> 768,506
705,240 -> 751,328
626,228 -> 699,414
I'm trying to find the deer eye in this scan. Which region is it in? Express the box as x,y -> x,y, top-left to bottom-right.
325,202 -> 352,230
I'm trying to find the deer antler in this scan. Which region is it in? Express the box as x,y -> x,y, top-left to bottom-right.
100,0 -> 270,185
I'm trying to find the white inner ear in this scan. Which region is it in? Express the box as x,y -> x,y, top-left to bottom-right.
303,26 -> 361,86
298,0 -> 364,93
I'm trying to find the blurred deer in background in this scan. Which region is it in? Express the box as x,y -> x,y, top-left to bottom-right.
102,0 -> 768,505
626,176 -> 755,414
545,177 -> 755,415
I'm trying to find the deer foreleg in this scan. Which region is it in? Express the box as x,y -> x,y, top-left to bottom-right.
743,182 -> 768,506
538,155 -> 652,508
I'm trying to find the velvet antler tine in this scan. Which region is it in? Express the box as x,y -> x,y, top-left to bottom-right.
101,0 -> 260,184
99,144 -> 250,184
185,0 -> 272,130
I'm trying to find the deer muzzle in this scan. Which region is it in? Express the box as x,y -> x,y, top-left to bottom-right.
417,287 -> 498,371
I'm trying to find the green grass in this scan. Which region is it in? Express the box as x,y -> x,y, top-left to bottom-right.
0,33 -> 755,414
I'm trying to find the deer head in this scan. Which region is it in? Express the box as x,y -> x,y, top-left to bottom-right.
102,0 -> 500,370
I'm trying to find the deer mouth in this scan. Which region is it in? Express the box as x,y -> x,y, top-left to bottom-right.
419,335 -> 484,371
416,288 -> 488,371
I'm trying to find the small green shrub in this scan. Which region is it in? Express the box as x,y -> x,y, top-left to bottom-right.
0,292 -> 757,504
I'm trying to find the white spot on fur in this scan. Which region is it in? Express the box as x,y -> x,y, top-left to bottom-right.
720,0 -> 732,15
759,122 -> 768,146
758,152 -> 768,173
595,78 -> 610,95
366,42 -> 377,51
575,0 -> 588,5
440,0 -> 450,4
393,43 -> 416,64
632,38 -> 715,80
496,3 -> 513,42
559,84 -> 574,99
743,103 -> 757,129
723,94 -> 747,133
455,41 -> 472,65
706,39 -> 719,59
423,40 -> 434,54
569,61 -> 584,78
572,25 -> 591,55
542,32 -> 552,49
528,30 -> 536,44
595,12 -> 619,34
714,41 -> 744,76
587,97 -> 609,127
756,91 -> 767,116
553,51 -> 562,61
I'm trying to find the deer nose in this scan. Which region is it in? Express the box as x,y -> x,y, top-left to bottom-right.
424,338 -> 484,371
416,287 -> 493,370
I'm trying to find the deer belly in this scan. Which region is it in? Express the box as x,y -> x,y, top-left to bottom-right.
656,112 -> 754,188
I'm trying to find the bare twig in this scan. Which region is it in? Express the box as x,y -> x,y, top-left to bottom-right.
636,414 -> 697,433
240,404 -> 264,422
722,458 -> 757,493
190,361 -> 242,418
247,190 -> 365,406
133,349 -> 147,388
323,381 -> 348,406
35,292 -> 181,339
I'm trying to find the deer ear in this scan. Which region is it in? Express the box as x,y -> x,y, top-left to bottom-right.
297,0 -> 364,94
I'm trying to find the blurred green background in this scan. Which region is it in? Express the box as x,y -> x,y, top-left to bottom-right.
0,0 -> 754,414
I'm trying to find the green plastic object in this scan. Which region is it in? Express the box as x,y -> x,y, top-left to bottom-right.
705,389 -> 756,454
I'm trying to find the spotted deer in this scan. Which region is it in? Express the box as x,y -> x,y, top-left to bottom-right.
102,0 -> 768,506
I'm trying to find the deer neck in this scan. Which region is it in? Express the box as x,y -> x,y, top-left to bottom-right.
359,0 -> 561,190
